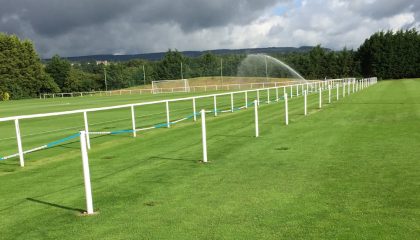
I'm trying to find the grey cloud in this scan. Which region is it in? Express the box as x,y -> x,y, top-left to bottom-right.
132,0 -> 281,32
1,0 -> 138,36
1,0 -> 281,36
0,0 -> 284,57
0,0 -> 418,58
349,0 -> 419,20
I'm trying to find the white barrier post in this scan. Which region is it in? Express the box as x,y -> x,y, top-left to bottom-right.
267,89 -> 270,103
352,80 -> 355,93
290,85 -> 293,98
257,90 -> 260,106
336,83 -> 339,100
80,131 -> 94,215
14,119 -> 24,167
297,84 -> 300,96
201,110 -> 207,163
284,93 -> 289,125
213,96 -> 217,116
230,93 -> 234,112
193,98 -> 197,121
83,112 -> 91,150
304,90 -> 307,116
254,100 -> 259,137
342,83 -> 346,98
276,87 -> 279,102
245,91 -> 248,108
328,85 -> 331,103
165,101 -> 170,128
348,81 -> 350,95
319,88 -> 322,109
131,105 -> 136,137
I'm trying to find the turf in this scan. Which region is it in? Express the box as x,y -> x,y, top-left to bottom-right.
0,79 -> 419,239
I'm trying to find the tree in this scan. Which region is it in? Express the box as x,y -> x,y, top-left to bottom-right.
156,50 -> 185,80
199,52 -> 219,77
62,68 -> 102,92
0,33 -> 59,99
45,55 -> 71,89
357,29 -> 420,79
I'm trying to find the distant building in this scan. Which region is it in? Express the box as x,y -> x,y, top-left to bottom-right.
96,60 -> 109,65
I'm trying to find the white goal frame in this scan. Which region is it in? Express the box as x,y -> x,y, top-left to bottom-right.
152,79 -> 190,94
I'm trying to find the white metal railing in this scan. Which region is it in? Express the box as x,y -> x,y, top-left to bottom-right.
41,80 -> 315,98
1,77 -> 378,167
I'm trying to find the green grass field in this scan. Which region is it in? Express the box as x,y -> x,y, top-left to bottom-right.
0,79 -> 419,239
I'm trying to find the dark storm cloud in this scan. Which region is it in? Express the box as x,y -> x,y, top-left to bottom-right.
0,0 -> 138,36
1,0 -> 419,58
1,0 -> 279,36
0,0 -> 282,56
130,0 -> 280,32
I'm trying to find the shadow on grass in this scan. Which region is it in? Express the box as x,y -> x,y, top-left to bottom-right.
0,161 -> 18,166
48,134 -> 111,150
212,134 -> 253,138
44,133 -> 132,151
26,198 -> 84,213
0,199 -> 28,212
148,156 -> 199,163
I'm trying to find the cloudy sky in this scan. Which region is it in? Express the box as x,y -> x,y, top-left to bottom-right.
1,0 -> 419,58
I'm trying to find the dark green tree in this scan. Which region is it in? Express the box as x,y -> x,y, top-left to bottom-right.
199,52 -> 219,77
62,68 -> 102,92
45,55 -> 71,89
357,29 -> 420,79
156,50 -> 185,80
0,33 -> 59,99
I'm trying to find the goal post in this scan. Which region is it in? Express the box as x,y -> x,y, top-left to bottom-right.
152,79 -> 190,94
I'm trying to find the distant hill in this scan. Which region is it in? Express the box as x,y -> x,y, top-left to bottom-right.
61,46 -> 329,62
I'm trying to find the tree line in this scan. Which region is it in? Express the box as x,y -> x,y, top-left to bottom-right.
0,29 -> 418,100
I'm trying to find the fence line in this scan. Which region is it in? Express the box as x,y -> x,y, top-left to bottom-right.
1,77 -> 377,167
40,79 -> 344,99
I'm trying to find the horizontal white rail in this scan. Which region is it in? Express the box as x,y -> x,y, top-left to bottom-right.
1,80 -> 324,122
1,78 -> 377,123
41,80 -> 327,98
1,77 -> 377,167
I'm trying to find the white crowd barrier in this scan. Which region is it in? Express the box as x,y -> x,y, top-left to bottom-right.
41,80 -> 318,98
1,77 -> 378,214
1,77 -> 377,168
